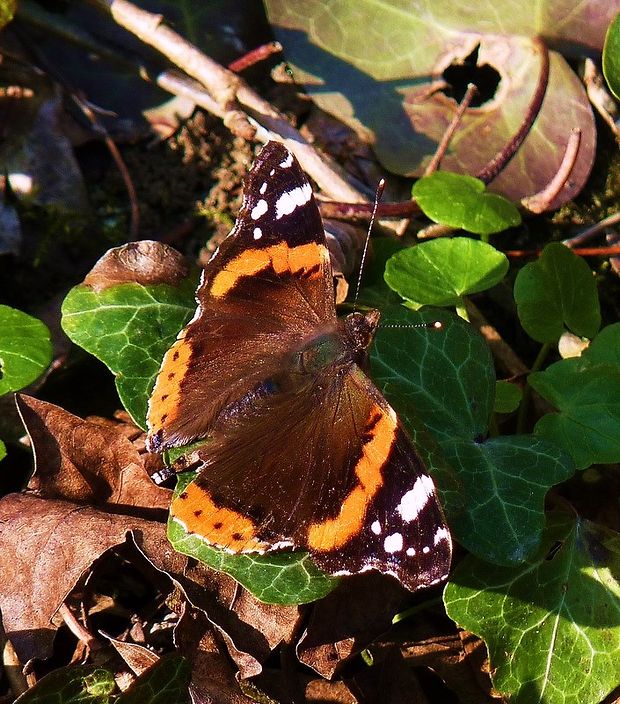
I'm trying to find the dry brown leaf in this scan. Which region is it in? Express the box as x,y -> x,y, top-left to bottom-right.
174,604 -> 255,703
105,634 -> 160,676
16,395 -> 170,515
0,493 -> 174,664
297,573 -> 408,678
83,240 -> 189,291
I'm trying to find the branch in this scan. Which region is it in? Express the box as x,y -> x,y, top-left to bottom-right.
88,0 -> 368,204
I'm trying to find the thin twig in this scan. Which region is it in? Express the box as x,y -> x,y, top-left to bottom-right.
59,603 -> 102,652
521,128 -> 581,214
228,41 -> 282,73
88,0 -> 368,204
476,37 -> 550,184
424,83 -> 478,176
77,99 -> 140,240
504,244 -> 620,258
562,211 -> 620,247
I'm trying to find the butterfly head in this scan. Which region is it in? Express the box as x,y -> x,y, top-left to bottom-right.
341,309 -> 381,365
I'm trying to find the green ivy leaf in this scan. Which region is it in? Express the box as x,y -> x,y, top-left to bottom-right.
168,472 -> 339,605
15,665 -> 117,703
514,243 -> 601,343
494,380 -> 522,413
530,359 -> 620,470
0,305 -> 52,396
116,655 -> 190,704
61,281 -> 195,427
445,512 -> 620,704
384,238 -> 508,311
582,322 -> 620,366
603,12 -> 620,100
412,172 -> 521,235
442,436 -> 573,564
371,306 -> 574,565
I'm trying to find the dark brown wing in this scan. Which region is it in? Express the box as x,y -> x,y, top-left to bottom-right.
146,142 -> 334,452
171,364 -> 452,592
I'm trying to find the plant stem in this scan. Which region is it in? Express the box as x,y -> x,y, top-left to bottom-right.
516,341 -> 552,434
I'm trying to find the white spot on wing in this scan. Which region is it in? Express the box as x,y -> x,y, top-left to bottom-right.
371,520 -> 381,535
406,547 -> 416,556
397,475 -> 435,522
253,227 -> 262,240
434,526 -> 450,545
383,533 -> 403,553
279,152 -> 294,168
269,168 -> 275,176
260,182 -> 267,194
251,199 -> 268,220
422,546 -> 431,554
275,183 -> 312,220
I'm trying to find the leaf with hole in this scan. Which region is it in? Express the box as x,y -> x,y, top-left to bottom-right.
384,238 -> 508,311
412,172 -> 521,235
444,512 -> 620,704
603,12 -> 620,99
514,243 -> 601,343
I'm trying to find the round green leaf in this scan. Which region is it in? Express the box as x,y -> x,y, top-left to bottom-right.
61,281 -> 195,427
514,243 -> 601,343
494,380 -> 522,413
412,172 -> 521,235
168,473 -> 338,605
445,512 -> 620,704
603,12 -> 620,99
384,237 -> 509,309
0,305 -> 52,396
583,322 -> 620,366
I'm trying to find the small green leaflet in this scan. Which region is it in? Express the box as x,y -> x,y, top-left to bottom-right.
14,665 -> 117,703
603,12 -> 620,100
412,172 -> 521,235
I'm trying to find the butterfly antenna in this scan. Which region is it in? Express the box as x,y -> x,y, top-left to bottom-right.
353,178 -> 386,310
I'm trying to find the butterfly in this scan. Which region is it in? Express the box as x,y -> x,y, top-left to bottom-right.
146,141 -> 451,592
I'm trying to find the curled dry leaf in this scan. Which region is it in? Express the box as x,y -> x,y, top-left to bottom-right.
174,605 -> 255,703
16,395 -> 170,515
83,240 -> 190,291
0,493 -> 173,664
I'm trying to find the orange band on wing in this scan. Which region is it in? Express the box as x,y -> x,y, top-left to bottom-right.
307,405 -> 397,551
146,333 -> 192,436
210,243 -> 326,298
172,481 -> 268,552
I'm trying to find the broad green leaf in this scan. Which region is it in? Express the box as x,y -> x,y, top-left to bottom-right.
412,172 -> 521,235
61,281 -> 194,427
371,306 -> 574,564
530,359 -> 620,469
384,237 -> 508,311
583,322 -> 620,366
514,243 -> 600,343
168,473 -> 339,605
265,2 -> 601,208
442,436 -> 573,564
445,512 -> 620,704
15,665 -> 117,703
603,12 -> 620,99
494,380 -> 522,413
0,305 -> 52,396
116,655 -> 190,704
